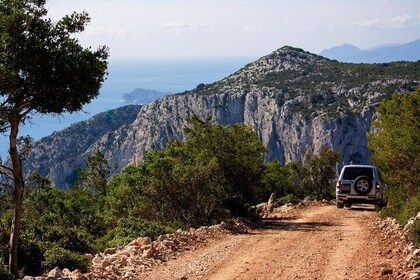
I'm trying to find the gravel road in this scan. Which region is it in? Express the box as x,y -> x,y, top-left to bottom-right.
141,205 -> 404,280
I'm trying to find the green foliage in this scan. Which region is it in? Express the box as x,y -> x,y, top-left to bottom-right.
0,0 -> 109,120
75,149 -> 113,197
3,173 -> 104,275
96,217 -> 174,250
27,172 -> 53,194
262,161 -> 290,199
43,246 -> 88,272
261,148 -> 340,200
278,194 -> 300,205
107,115 -> 266,227
408,220 -> 420,247
17,233 -> 44,276
369,90 -> 420,225
2,116 -> 344,275
0,257 -> 14,280
283,161 -> 307,198
43,227 -> 94,254
0,0 -> 108,276
380,189 -> 420,226
369,90 -> 420,245
303,147 -> 341,199
369,90 -> 420,198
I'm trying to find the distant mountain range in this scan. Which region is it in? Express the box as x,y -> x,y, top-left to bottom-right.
320,39 -> 420,63
120,88 -> 170,105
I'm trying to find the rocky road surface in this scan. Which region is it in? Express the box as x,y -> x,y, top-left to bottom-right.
141,204 -> 406,280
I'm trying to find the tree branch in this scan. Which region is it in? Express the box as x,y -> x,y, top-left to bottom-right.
0,171 -> 15,182
0,164 -> 13,173
19,108 -> 33,118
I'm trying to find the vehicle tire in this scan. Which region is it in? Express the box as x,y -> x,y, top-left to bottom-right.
354,176 -> 372,195
337,201 -> 344,208
344,202 -> 352,208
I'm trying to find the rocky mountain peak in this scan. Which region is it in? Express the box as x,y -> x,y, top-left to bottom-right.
208,46 -> 326,93
24,47 -> 419,188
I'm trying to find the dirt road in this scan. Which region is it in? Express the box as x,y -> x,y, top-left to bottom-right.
142,205 -> 404,280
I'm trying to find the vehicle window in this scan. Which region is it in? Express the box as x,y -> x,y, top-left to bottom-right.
342,167 -> 373,180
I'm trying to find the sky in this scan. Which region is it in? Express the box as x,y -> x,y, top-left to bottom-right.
44,0 -> 420,60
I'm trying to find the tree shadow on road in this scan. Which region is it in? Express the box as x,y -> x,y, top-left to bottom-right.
262,217 -> 340,232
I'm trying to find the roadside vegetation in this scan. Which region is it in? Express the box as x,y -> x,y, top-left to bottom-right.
368,89 -> 420,245
0,115 -> 340,277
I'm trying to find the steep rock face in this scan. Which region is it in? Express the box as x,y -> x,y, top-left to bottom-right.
95,89 -> 376,173
26,47 -> 420,188
24,105 -> 141,187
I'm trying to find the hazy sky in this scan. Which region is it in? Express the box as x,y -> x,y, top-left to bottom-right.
46,0 -> 420,60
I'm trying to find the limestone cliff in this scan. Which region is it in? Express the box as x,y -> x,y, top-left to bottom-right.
25,47 -> 420,188
24,105 -> 141,188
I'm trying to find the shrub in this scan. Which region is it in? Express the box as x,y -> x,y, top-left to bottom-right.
18,236 -> 44,276
0,257 -> 14,280
398,195 -> 420,225
369,90 -> 420,224
44,226 -> 94,254
408,220 -> 420,247
278,194 -> 300,205
43,246 -> 88,272
96,217 -> 175,250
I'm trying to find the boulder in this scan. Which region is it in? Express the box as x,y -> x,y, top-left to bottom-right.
267,193 -> 278,211
380,267 -> 393,275
47,267 -> 64,278
92,256 -> 103,265
104,247 -> 117,255
128,237 -> 152,247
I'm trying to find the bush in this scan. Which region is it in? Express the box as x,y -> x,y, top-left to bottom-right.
369,90 -> 420,225
0,257 -> 14,280
381,193 -> 420,226
278,194 -> 300,205
398,195 -> 420,225
44,226 -> 94,254
408,220 -> 420,247
96,217 -> 175,250
43,246 -> 88,272
18,236 -> 44,276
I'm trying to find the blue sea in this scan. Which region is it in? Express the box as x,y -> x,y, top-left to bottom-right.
0,57 -> 254,159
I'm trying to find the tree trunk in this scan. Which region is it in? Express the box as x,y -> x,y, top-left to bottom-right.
8,114 -> 24,278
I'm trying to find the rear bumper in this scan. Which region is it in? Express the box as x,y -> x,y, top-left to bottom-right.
336,194 -> 380,204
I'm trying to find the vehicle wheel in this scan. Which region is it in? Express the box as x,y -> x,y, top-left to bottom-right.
354,176 -> 372,195
344,203 -> 352,208
337,201 -> 344,208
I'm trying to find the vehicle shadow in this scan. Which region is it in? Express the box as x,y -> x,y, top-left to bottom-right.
347,204 -> 376,212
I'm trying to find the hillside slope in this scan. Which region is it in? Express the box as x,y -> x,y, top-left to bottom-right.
25,47 -> 420,188
25,105 -> 141,188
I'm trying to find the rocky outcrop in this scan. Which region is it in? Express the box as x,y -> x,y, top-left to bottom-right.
24,105 -> 141,188
25,46 -> 420,188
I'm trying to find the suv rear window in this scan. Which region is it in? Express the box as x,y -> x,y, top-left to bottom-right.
342,167 -> 373,180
